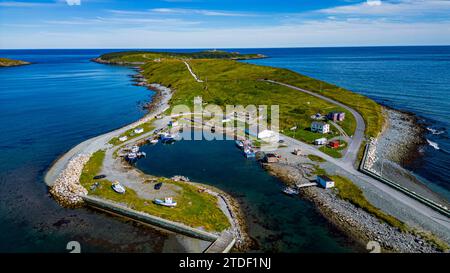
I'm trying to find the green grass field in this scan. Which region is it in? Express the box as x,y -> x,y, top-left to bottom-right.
97,51 -> 383,141
308,154 -> 326,162
79,150 -> 230,232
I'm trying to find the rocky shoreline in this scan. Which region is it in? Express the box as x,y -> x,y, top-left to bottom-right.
370,107 -> 449,207
378,106 -> 426,166
264,162 -> 443,253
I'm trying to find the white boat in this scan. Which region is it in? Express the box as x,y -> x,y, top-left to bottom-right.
150,139 -> 158,144
126,152 -> 137,161
235,140 -> 244,149
154,197 -> 177,207
282,187 -> 299,196
112,181 -> 126,194
131,145 -> 139,153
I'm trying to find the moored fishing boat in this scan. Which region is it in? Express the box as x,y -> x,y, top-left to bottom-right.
235,140 -> 244,149
243,148 -> 255,158
131,145 -> 139,153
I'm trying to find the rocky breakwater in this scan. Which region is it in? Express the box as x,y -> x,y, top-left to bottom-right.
264,162 -> 444,253
49,153 -> 91,207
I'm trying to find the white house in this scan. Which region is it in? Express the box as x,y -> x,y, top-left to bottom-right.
119,136 -> 128,142
134,128 -> 144,134
311,121 -> 330,134
169,120 -> 179,127
314,137 -> 327,145
317,175 -> 335,189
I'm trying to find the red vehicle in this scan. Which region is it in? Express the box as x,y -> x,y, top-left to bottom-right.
328,140 -> 340,149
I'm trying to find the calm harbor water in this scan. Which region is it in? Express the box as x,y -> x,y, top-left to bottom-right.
0,46 -> 448,252
136,132 -> 353,252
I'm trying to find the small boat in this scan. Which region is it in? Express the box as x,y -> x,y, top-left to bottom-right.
112,181 -> 126,194
154,182 -> 163,190
131,145 -> 140,153
160,133 -> 176,144
150,139 -> 159,144
137,151 -> 146,158
282,187 -> 299,196
93,174 -> 106,180
235,140 -> 244,149
126,152 -> 138,162
243,148 -> 255,158
154,197 -> 177,207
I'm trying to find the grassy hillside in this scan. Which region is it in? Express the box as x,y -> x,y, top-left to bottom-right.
0,57 -> 30,67
97,51 -> 384,139
97,50 -> 266,63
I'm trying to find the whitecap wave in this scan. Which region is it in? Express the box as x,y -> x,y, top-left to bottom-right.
426,139 -> 440,150
426,127 -> 445,135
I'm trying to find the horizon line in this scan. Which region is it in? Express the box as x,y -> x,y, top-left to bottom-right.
1,44 -> 450,50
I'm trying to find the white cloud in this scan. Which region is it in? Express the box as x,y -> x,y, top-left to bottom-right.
65,0 -> 80,6
2,19 -> 450,49
149,8 -> 252,17
367,0 -> 382,7
0,1 -> 53,7
319,0 -> 450,17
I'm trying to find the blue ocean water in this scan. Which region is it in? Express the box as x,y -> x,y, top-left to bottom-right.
0,47 -> 449,252
0,49 -> 173,252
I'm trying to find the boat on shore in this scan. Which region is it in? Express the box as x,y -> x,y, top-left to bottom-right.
112,181 -> 126,194
154,197 -> 177,207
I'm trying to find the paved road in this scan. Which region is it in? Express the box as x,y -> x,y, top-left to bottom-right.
264,80 -> 450,237
265,80 -> 365,166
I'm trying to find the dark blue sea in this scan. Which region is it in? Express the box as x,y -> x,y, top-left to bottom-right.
0,46 -> 449,252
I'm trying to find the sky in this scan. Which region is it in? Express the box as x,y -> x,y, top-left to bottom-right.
0,0 -> 450,48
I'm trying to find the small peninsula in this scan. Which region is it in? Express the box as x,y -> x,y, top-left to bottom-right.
46,50 -> 450,253
0,57 -> 30,67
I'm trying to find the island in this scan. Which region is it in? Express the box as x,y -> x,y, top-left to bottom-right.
0,57 -> 30,67
45,50 -> 450,253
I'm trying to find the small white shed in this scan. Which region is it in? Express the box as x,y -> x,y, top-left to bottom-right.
119,136 -> 128,142
134,128 -> 144,134
314,137 -> 327,145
